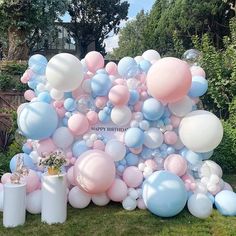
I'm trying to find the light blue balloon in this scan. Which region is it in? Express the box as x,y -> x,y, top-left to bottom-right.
10,153 -> 35,172
139,59 -> 151,73
124,127 -> 144,148
142,98 -> 164,121
96,69 -> 108,74
215,190 -> 236,216
119,159 -> 127,166
188,76 -> 208,97
28,80 -> 38,89
143,171 -> 187,217
91,73 -> 112,97
207,192 -> 215,204
167,146 -> 175,155
38,91 -> 52,103
28,54 -> 48,75
128,90 -> 140,105
64,98 -> 76,111
72,140 -> 89,157
141,147 -> 153,160
18,101 -> 58,140
118,57 -> 139,78
125,153 -> 139,166
185,150 -> 203,165
22,143 -> 32,154
117,165 -> 125,173
201,150 -> 214,160
179,147 -> 188,157
98,110 -> 110,123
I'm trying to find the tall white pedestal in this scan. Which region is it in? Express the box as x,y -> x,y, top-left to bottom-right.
3,183 -> 26,228
41,173 -> 67,224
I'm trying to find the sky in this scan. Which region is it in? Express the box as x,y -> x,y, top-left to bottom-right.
62,0 -> 155,52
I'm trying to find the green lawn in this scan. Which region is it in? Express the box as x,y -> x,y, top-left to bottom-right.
0,175 -> 235,236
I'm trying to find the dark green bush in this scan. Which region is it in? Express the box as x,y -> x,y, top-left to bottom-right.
212,121 -> 236,174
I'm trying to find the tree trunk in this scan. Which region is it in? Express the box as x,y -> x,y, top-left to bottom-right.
7,26 -> 29,60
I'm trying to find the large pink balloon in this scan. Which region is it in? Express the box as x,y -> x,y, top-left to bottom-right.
105,62 -> 118,75
85,51 -> 104,73
123,166 -> 143,188
108,85 -> 130,106
22,170 -> 40,193
146,57 -> 192,103
68,113 -> 89,136
107,178 -> 128,202
36,138 -> 57,155
74,150 -> 116,194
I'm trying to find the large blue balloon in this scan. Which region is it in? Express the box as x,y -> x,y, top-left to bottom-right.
124,127 -> 144,148
10,153 -> 35,172
118,57 -> 139,78
188,76 -> 208,97
18,101 -> 58,140
91,73 -> 112,97
28,54 -> 48,75
142,98 -> 164,121
72,140 -> 89,157
215,190 -> 236,216
143,171 -> 187,217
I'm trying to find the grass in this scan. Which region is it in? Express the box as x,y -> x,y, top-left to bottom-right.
0,175 -> 235,236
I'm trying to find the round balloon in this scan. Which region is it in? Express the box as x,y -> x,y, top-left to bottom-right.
52,127 -> 74,149
26,190 -> 41,214
111,106 -> 132,126
107,178 -> 128,202
68,186 -> 91,208
105,139 -> 126,161
144,127 -> 163,149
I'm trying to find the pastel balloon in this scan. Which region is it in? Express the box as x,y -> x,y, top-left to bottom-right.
164,131 -> 178,145
144,127 -> 163,149
67,166 -> 77,186
52,127 -> 74,149
187,193 -> 213,218
36,138 -> 57,155
28,54 -> 47,75
179,110 -> 223,152
46,53 -> 83,92
26,190 -> 42,214
18,101 -> 58,140
124,127 -> 144,148
107,179 -> 128,202
10,153 -> 35,172
92,193 -> 110,206
137,198 -> 146,210
91,73 -> 112,97
199,160 -> 223,178
125,153 -> 139,166
147,57 -> 192,103
22,170 -> 40,193
123,166 -> 143,188
105,61 -> 118,75
168,96 -> 193,117
72,140 -> 89,157
142,50 -> 161,62
86,111 -> 98,125
85,51 -> 104,73
74,150 -> 116,194
68,113 -> 89,136
108,85 -> 130,106
50,88 -> 64,100
111,106 -> 132,126
24,90 -> 35,101
68,186 -> 91,208
118,57 -> 138,78
143,171 -> 187,217
164,154 -> 187,177
142,98 -> 164,121
1,173 -> 11,184
93,140 -> 105,151
105,139 -> 126,161
122,196 -> 137,211
190,65 -> 206,78
188,76 -> 208,98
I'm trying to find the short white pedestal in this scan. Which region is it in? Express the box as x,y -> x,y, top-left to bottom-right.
3,183 -> 26,228
41,173 -> 67,224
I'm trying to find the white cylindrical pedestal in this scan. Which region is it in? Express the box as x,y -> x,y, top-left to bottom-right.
3,183 -> 26,228
41,173 -> 67,224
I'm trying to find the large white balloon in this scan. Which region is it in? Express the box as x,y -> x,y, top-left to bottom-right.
144,127 -> 163,149
52,127 -> 74,150
92,193 -> 110,206
179,110 -> 223,152
26,190 -> 42,214
50,88 -> 64,100
105,139 -> 126,161
198,160 -> 223,178
68,186 -> 91,209
168,96 -> 193,117
142,50 -> 161,62
187,193 -> 213,219
46,53 -> 83,92
111,106 -> 132,126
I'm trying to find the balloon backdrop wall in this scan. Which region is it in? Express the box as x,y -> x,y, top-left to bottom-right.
1,49 -> 236,219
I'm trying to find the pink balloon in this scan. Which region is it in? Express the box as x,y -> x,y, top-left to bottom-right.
36,138 -> 57,155
145,160 -> 158,171
56,107 -> 66,118
170,115 -> 181,128
20,75 -> 29,84
147,57 -> 192,103
85,51 -> 104,73
53,101 -> 64,108
108,85 -> 130,106
95,96 -> 107,109
137,198 -> 146,210
86,111 -> 98,125
73,150 -> 116,194
68,113 -> 89,136
107,178 -> 128,202
190,65 -> 206,78
22,170 -> 40,193
1,173 -> 12,184
93,140 -> 105,151
164,131 -> 178,145
105,62 -> 118,75
70,157 -> 76,165
24,90 -> 35,101
134,101 -> 143,112
182,174 -> 195,191
114,78 -> 126,85
123,166 -> 143,188
164,154 -> 187,177
67,166 -> 76,186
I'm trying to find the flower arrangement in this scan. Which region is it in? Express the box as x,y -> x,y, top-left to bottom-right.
39,150 -> 66,175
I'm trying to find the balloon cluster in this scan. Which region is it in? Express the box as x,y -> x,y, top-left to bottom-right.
1,49 -> 236,219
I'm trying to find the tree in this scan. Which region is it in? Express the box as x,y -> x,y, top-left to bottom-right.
0,0 -> 68,60
66,0 -> 129,58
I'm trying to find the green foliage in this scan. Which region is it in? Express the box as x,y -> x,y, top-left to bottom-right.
212,121 -> 236,174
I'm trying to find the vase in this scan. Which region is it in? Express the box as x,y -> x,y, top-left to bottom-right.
47,166 -> 60,175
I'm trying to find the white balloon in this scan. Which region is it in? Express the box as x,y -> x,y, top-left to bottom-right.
111,106 -> 132,126
52,127 -> 74,150
36,83 -> 46,92
194,180 -> 208,194
68,186 -> 91,208
105,139 -> 126,161
134,56 -> 144,63
198,160 -> 223,178
50,88 -> 64,100
46,53 -> 83,92
187,193 -> 213,219
144,128 -> 163,149
168,96 -> 193,117
92,193 -> 110,206
128,189 -> 139,200
127,78 -> 140,90
30,151 -> 39,164
179,110 -> 223,152
26,190 -> 42,214
122,196 -> 137,211
142,50 -> 161,62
